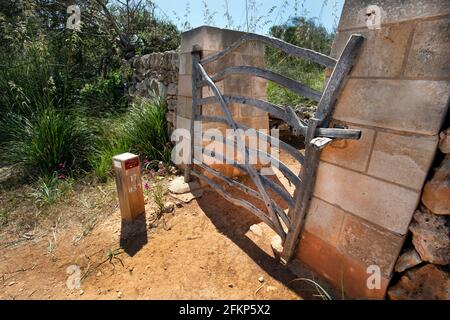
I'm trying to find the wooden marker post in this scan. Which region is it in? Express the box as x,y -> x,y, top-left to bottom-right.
112,152 -> 145,221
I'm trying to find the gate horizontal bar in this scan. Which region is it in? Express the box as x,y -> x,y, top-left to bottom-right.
193,147 -> 296,210
196,114 -> 305,165
200,32 -> 337,68
201,132 -> 302,190
191,169 -> 286,240
198,66 -> 322,102
196,96 -> 361,140
194,161 -> 291,227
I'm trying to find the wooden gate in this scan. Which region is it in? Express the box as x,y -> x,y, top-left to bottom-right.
183,32 -> 364,263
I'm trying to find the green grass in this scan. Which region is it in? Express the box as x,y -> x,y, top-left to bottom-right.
31,173 -> 74,206
0,107 -> 94,177
89,97 -> 171,181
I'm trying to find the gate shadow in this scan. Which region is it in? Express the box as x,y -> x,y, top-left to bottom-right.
194,174 -> 325,299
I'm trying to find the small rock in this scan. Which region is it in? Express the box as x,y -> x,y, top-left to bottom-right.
96,271 -> 102,277
170,189 -> 203,203
271,235 -> 283,259
394,248 -> 422,273
79,290 -> 84,296
163,201 -> 175,213
168,176 -> 200,194
175,201 -> 183,208
439,128 -> 450,154
258,276 -> 264,283
228,283 -> 234,288
388,264 -> 450,300
249,224 -> 263,237
8,281 -> 15,286
421,155 -> 450,215
266,286 -> 277,292
409,208 -> 450,265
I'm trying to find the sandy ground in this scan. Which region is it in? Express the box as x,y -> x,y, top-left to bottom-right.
0,150 -> 329,300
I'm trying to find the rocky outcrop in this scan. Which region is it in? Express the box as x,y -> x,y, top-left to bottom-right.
388,264 -> 450,300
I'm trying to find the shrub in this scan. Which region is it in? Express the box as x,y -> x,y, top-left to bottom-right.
89,97 -> 171,181
0,107 -> 94,177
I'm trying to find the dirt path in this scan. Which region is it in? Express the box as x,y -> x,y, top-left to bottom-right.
0,189 -> 313,300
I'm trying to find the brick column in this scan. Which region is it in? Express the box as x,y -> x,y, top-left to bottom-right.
293,0 -> 450,299
175,26 -> 268,176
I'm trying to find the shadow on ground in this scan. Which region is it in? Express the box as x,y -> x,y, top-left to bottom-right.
195,173 -> 332,300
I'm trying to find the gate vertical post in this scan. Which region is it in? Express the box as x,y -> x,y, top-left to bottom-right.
184,47 -> 202,182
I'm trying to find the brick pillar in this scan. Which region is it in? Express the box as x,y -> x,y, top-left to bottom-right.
175,26 -> 268,176
293,0 -> 450,299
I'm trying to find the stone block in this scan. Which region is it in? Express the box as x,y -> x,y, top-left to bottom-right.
304,197 -> 345,246
368,131 -> 438,190
179,53 -> 192,75
337,0 -> 450,31
333,79 -> 450,135
338,214 -> 405,277
331,24 -> 412,77
394,248 -> 422,273
178,74 -> 192,97
405,17 -> 450,78
180,26 -> 245,53
314,162 -> 420,235
176,96 -> 193,119
321,125 -> 375,172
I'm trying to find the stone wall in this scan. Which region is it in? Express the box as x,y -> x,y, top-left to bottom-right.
130,50 -> 179,133
293,0 -> 450,299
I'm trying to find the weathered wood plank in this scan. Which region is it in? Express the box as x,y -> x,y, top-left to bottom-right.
196,62 -> 286,238
184,50 -> 202,183
200,32 -> 337,68
198,66 -> 322,102
191,169 -> 286,240
193,148 -> 296,210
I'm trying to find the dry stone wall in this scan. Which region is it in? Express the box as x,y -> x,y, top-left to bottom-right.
130,50 -> 179,134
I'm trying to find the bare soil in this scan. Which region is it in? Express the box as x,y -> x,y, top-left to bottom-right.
0,153 -> 326,300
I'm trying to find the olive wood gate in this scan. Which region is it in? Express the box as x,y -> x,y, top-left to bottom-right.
183,32 -> 364,263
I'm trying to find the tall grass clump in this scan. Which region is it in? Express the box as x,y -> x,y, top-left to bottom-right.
89,97 -> 171,181
0,106 -> 94,177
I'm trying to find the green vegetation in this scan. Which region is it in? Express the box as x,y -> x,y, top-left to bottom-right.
266,17 -> 334,111
0,1 -> 178,206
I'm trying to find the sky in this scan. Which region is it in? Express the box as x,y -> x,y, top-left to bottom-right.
152,0 -> 345,34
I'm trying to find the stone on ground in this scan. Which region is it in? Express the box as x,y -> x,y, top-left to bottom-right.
388,264 -> 450,300
168,176 -> 201,194
270,235 -> 283,259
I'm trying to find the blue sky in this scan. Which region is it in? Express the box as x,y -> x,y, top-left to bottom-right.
152,0 -> 345,34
